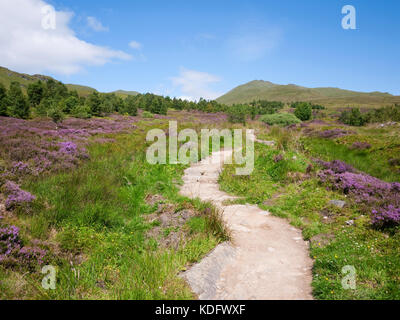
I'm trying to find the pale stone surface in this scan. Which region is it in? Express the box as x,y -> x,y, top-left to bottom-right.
329,200 -> 346,209
180,146 -> 314,300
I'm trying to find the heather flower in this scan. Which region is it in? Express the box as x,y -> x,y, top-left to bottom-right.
18,246 -> 47,266
316,159 -> 400,227
11,161 -> 30,175
59,141 -> 78,155
391,182 -> 400,192
0,115 -> 139,180
0,223 -> 47,268
350,142 -> 372,150
0,225 -> 21,262
372,206 -> 400,228
3,181 -> 36,211
316,159 -> 355,174
318,129 -> 351,139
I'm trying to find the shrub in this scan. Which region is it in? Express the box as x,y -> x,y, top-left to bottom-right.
350,142 -> 372,150
49,106 -> 65,125
27,81 -> 45,107
228,105 -> 247,124
2,181 -> 36,211
71,105 -> 92,119
365,104 -> 400,123
339,108 -> 367,126
120,96 -> 138,116
250,100 -> 284,116
260,113 -> 301,126
63,96 -> 79,114
294,102 -> 312,121
0,83 -> 8,116
0,223 -> 48,269
311,104 -> 325,110
7,82 -> 30,119
318,129 -> 351,139
142,111 -> 154,118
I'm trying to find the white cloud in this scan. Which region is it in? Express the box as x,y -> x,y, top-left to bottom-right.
87,16 -> 109,32
171,68 -> 222,101
227,28 -> 281,62
0,0 -> 131,75
129,41 -> 142,50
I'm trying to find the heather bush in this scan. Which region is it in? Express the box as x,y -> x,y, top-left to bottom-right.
0,225 -> 21,260
350,142 -> 372,150
316,159 -> 400,227
0,115 -> 138,184
2,181 -> 36,211
260,113 -> 301,126
0,223 -> 48,269
318,129 -> 351,139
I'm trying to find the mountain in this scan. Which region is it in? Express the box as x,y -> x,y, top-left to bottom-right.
216,80 -> 400,108
112,90 -> 139,98
0,66 -> 138,98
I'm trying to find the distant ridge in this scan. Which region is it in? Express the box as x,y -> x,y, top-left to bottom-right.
0,66 -> 139,98
112,90 -> 139,98
217,80 -> 400,108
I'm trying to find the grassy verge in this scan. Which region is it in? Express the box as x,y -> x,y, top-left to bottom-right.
0,117 -> 229,299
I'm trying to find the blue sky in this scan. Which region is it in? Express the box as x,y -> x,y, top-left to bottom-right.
1,0 -> 400,99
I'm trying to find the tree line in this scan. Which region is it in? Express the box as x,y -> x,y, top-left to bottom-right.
339,105 -> 400,126
0,78 -> 333,125
0,80 -> 231,121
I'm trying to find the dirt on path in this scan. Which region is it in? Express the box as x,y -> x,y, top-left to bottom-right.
179,147 -> 313,300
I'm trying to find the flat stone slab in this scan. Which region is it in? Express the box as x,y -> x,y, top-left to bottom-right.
329,200 -> 346,208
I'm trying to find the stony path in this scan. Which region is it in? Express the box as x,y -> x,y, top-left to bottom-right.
180,147 -> 313,300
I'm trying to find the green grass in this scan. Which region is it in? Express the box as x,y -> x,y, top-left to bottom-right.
0,118 -> 229,300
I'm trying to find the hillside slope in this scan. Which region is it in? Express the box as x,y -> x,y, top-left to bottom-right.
217,80 -> 400,108
0,66 -> 138,97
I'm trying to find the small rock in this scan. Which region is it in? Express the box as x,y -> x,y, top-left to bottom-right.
329,200 -> 346,209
